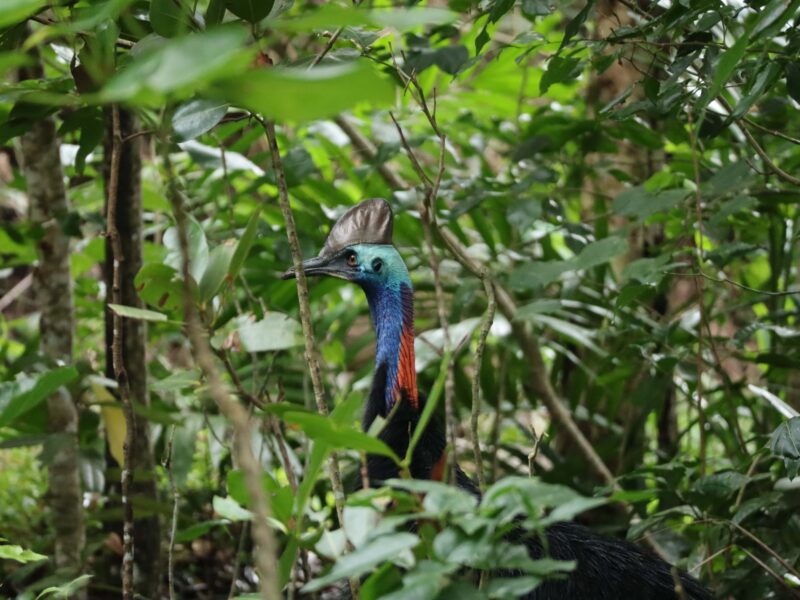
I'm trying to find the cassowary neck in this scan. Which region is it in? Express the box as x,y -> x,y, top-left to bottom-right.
363,281 -> 418,414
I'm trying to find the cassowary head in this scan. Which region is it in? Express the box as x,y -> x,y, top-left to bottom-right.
282,198 -> 418,413
281,198 -> 408,290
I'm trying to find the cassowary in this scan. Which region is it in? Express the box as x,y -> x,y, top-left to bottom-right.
283,198 -> 712,600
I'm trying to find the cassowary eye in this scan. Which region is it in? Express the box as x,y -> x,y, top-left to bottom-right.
372,258 -> 383,273
346,252 -> 358,267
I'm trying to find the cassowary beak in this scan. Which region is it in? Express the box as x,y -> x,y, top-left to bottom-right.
281,254 -> 351,281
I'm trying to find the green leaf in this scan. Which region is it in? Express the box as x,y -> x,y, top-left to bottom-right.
786,62 -> 800,105
108,303 -> 168,322
149,0 -> 193,37
271,5 -> 456,32
770,417 -> 800,479
730,61 -> 781,120
0,544 -> 47,563
228,206 -> 262,282
100,27 -> 250,105
613,186 -> 687,219
36,574 -> 93,599
164,217 -> 209,283
172,99 -> 228,141
0,52 -> 33,79
559,0 -> 595,50
134,263 -> 184,313
303,533 -> 419,593
175,519 -> 226,543
281,411 -> 400,461
540,56 -> 581,94
199,241 -> 236,302
0,367 -> 79,428
226,0 -> 274,23
237,313 -> 302,352
213,495 -> 253,521
692,472 -> 750,499
697,33 -> 749,110
206,0 -> 227,25
0,0 -> 46,29
511,237 -> 629,289
211,62 -> 394,123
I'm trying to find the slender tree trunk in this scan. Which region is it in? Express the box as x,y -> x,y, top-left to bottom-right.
101,108 -> 161,598
19,66 -> 85,585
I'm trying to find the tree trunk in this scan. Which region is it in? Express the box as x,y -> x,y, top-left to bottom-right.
101,108 -> 161,598
19,69 -> 85,585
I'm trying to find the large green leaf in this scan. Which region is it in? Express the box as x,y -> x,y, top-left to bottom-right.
0,367 -> 79,428
172,99 -> 228,141
108,303 -> 168,322
303,533 -> 419,593
199,242 -> 236,302
770,417 -> 800,479
211,62 -> 394,123
100,27 -> 250,105
164,217 -> 209,283
237,313 -> 302,352
271,5 -> 456,32
226,0 -> 274,23
0,544 -> 46,563
228,206 -> 262,282
0,0 -> 46,29
149,0 -> 193,37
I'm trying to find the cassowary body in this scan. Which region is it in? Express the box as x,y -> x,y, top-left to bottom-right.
284,198 -> 712,600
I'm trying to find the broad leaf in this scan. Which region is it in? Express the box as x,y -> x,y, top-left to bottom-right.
237,313 -> 302,352
172,99 -> 229,141
108,303 -> 168,322
303,533 -> 419,592
211,62 -> 394,123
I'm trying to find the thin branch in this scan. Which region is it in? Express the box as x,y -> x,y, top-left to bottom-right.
718,96 -> 800,187
743,117 -> 800,146
309,28 -> 344,68
162,149 -> 281,600
666,271 -> 800,297
256,116 -> 357,598
162,426 -> 179,600
106,105 -> 136,600
334,115 -> 408,189
471,277 -> 495,489
687,106 -> 707,476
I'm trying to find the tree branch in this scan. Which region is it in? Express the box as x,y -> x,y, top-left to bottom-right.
162,149 -> 281,600
255,116 -> 357,597
106,105 -> 136,600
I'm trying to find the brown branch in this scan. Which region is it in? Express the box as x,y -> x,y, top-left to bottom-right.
162,149 -> 281,600
334,115 -> 408,189
717,96 -> 800,187
255,116 -> 357,597
161,426 -> 179,600
106,105 -> 136,600
471,277 -> 495,489
687,106 -> 707,476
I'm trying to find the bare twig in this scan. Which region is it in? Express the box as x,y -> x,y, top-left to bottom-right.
718,96 -> 800,187
106,105 -> 136,600
162,426 -> 179,600
163,149 -> 281,600
256,116 -> 356,598
687,106 -> 707,476
740,548 -> 800,597
309,28 -> 344,68
471,277 -> 495,489
334,115 -> 408,190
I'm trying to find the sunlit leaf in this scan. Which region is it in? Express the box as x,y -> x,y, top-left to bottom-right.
211,62 -> 394,123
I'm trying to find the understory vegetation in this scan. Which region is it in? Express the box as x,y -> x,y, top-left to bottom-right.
1,0 -> 799,598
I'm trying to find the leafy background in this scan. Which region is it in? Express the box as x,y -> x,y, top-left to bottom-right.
1,0 -> 800,598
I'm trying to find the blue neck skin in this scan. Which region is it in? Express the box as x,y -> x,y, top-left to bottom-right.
360,277 -> 415,414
